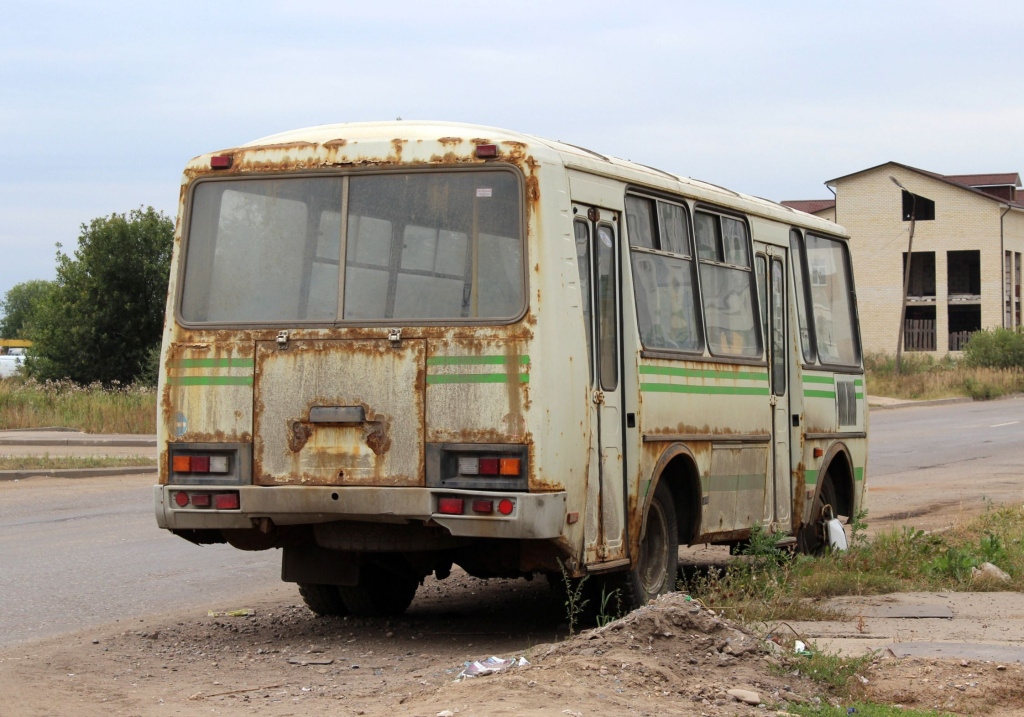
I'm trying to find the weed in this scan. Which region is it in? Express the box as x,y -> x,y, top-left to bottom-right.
786,702 -> 954,717
785,648 -> 875,690
595,584 -> 622,628
557,559 -> 589,637
0,454 -> 155,471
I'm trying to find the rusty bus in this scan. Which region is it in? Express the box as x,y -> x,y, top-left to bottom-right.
154,121 -> 867,617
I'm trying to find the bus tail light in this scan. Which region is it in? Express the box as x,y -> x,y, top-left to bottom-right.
479,458 -> 500,475
438,498 -> 464,515
213,492 -> 240,510
497,499 -> 515,515
499,458 -> 520,476
174,491 -> 189,507
471,499 -> 494,514
171,454 -> 231,474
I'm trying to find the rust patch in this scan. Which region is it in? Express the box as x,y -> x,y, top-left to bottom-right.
322,139 -> 348,149
437,137 -> 462,147
286,419 -> 313,453
390,138 -> 407,162
364,420 -> 391,456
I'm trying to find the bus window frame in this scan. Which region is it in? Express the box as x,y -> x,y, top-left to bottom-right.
624,190 -> 705,357
792,229 -> 864,372
692,204 -> 765,362
789,228 -> 818,365
173,165 -> 530,330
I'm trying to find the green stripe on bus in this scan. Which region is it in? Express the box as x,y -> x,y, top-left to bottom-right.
804,390 -> 836,399
706,474 -> 765,492
854,379 -> 864,387
639,365 -> 769,381
640,383 -> 770,396
167,376 -> 254,386
169,358 -> 254,368
803,375 -> 835,384
427,355 -> 530,366
426,373 -> 530,385
855,467 -> 864,482
856,393 -> 864,400
805,469 -> 819,485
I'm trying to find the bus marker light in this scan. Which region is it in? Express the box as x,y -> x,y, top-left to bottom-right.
172,455 -> 191,472
497,499 -> 515,516
566,512 -> 579,524
190,493 -> 211,507
173,491 -> 189,507
813,448 -> 824,458
214,492 -> 240,510
499,458 -> 520,475
438,497 -> 464,515
479,458 -> 500,475
211,155 -> 233,169
458,456 -> 480,475
475,144 -> 497,158
471,499 -> 493,514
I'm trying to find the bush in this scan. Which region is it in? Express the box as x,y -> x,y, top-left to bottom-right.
962,327 -> 1024,369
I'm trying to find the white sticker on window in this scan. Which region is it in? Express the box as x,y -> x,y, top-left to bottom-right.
476,188 -> 493,198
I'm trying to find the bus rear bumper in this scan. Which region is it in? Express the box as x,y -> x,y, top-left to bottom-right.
154,485 -> 568,540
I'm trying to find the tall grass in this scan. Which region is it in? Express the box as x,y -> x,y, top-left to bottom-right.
865,352 -> 1024,400
0,378 -> 156,434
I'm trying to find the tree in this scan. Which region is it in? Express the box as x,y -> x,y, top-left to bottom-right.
30,207 -> 174,385
0,280 -> 53,339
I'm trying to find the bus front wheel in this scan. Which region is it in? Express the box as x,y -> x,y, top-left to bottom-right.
621,481 -> 679,609
797,475 -> 839,555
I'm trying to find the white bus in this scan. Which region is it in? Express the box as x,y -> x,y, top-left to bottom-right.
155,122 -> 867,616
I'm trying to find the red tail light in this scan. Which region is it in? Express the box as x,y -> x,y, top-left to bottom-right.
497,499 -> 515,516
213,493 -> 240,510
438,498 -> 465,515
479,458 -> 500,475
173,491 -> 189,507
471,500 -> 494,514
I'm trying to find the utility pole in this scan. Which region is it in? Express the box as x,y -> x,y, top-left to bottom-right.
890,176 -> 917,375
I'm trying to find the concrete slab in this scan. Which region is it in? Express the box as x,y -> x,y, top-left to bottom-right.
842,604 -> 954,619
886,641 -> 1024,663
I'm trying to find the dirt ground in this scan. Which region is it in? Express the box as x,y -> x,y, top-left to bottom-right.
4,567 -> 1024,717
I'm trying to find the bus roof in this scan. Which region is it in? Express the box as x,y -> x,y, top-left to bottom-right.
195,120 -> 845,238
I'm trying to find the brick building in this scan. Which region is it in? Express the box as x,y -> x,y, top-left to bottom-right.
784,163 -> 1024,355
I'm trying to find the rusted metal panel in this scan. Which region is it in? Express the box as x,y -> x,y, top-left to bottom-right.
253,339 -> 425,486
704,444 -> 769,533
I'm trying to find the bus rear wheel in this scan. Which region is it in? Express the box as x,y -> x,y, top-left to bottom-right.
797,475 -> 839,555
298,583 -> 349,616
338,563 -> 418,617
621,481 -> 679,609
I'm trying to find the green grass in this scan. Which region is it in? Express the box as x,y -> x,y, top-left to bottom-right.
0,378 -> 156,433
686,506 -> 1024,627
0,454 -> 155,471
786,703 -> 954,717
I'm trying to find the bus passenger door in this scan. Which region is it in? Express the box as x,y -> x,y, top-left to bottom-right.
763,250 -> 792,531
574,205 -> 627,566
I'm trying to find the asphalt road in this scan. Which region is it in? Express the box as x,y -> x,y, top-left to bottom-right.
866,396 -> 1024,530
2,396 -> 1023,649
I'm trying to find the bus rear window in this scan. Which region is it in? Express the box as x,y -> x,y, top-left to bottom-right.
180,171 -> 524,324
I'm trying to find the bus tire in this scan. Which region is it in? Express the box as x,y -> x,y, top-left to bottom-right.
338,563 -> 418,617
621,480 -> 679,610
298,583 -> 349,616
797,474 -> 839,556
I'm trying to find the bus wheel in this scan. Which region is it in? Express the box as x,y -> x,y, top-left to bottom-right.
338,563 -> 418,617
797,475 -> 838,556
622,481 -> 679,609
298,583 -> 349,616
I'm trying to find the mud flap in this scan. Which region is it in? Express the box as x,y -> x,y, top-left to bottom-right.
282,544 -> 359,586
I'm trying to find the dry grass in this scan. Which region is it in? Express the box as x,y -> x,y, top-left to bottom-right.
865,352 -> 1024,400
0,378 -> 156,434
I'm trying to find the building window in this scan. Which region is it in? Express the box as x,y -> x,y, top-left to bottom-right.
948,305 -> 981,351
904,306 -> 936,352
902,251 -> 935,300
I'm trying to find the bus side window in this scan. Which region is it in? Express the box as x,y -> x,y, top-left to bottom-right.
789,229 -> 816,363
574,219 -> 593,381
626,195 -> 702,353
696,211 -> 762,359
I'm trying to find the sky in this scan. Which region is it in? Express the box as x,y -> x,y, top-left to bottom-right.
2,0 -> 1023,305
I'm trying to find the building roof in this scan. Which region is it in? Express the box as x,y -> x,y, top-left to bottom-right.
780,199 -> 835,214
825,161 -> 1024,210
944,173 -> 1021,188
